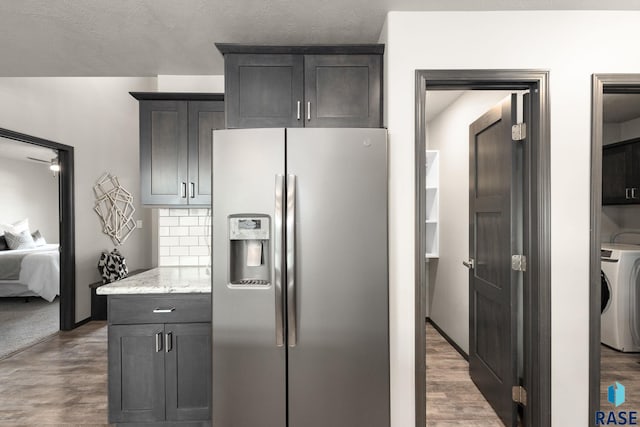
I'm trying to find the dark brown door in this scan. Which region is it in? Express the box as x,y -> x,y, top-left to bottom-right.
468,95 -> 520,427
188,100 -> 224,205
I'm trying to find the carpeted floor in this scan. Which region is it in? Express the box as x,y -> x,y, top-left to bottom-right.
0,297 -> 59,359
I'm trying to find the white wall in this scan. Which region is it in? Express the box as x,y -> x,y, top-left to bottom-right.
426,91 -> 511,353
0,77 -> 157,322
382,10 -> 640,427
0,157 -> 59,242
157,75 -> 224,92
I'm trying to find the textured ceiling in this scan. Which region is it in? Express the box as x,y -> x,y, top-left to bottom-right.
2,0 -> 640,77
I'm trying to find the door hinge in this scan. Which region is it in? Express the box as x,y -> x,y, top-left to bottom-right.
512,123 -> 527,141
511,255 -> 527,272
512,385 -> 527,406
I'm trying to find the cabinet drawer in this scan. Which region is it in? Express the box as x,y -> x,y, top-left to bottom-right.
109,294 -> 210,324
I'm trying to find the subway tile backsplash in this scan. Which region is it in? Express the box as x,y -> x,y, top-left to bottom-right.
158,208 -> 211,267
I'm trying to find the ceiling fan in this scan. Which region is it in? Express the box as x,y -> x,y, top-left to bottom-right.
26,156 -> 50,163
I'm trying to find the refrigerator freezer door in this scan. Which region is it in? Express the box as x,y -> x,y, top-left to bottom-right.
286,128 -> 390,427
212,128 -> 286,427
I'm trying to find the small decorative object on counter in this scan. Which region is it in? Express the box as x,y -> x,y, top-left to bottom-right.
93,173 -> 136,245
98,248 -> 129,284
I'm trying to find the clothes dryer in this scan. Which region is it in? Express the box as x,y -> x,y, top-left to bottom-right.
601,243 -> 640,352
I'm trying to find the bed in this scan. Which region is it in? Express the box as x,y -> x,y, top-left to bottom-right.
0,243 -> 60,301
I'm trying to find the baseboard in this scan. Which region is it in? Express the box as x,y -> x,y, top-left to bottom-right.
73,316 -> 92,329
426,317 -> 469,361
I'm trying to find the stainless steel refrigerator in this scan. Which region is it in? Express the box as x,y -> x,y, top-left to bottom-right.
211,128 -> 389,427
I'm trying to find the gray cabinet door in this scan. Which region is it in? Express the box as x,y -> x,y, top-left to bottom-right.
108,324 -> 165,423
165,323 -> 211,421
188,101 -> 225,205
225,54 -> 304,128
304,55 -> 381,128
140,100 -> 189,205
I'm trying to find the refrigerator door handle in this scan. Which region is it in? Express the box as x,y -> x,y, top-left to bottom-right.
274,174 -> 285,347
286,174 -> 297,347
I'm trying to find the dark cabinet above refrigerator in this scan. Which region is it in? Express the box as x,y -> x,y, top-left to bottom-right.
216,44 -> 384,129
603,137 -> 640,205
130,92 -> 225,206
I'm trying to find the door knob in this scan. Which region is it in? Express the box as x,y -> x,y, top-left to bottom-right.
462,259 -> 475,269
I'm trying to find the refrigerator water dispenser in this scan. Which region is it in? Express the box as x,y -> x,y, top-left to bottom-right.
228,215 -> 270,286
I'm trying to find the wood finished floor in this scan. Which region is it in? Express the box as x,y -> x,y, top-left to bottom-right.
0,321 -> 111,426
600,344 -> 640,410
1,318 -> 588,426
426,322 -> 505,427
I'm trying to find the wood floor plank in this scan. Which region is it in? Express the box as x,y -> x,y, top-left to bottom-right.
600,344 -> 640,410
0,321 -> 111,426
426,322 -> 506,426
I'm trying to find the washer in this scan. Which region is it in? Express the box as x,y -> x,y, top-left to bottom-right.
601,243 -> 640,352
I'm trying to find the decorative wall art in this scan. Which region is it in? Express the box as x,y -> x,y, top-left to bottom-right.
93,173 -> 136,245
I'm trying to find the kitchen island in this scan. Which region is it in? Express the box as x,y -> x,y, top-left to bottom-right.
98,267 -> 211,427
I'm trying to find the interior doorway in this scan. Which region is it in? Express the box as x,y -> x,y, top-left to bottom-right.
415,70 -> 551,427
0,128 -> 75,332
589,74 -> 640,421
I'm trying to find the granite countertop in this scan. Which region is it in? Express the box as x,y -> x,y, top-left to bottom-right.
96,267 -> 211,295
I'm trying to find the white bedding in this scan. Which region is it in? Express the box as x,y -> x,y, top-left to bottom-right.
0,244 -> 60,301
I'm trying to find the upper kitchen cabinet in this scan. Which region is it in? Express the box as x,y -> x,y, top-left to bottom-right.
603,137 -> 640,205
224,54 -> 304,128
131,93 -> 225,206
217,44 -> 384,129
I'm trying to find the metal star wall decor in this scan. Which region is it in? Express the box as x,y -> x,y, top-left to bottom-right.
93,173 -> 136,245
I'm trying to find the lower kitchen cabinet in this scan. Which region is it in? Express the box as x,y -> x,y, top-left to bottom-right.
107,294 -> 211,426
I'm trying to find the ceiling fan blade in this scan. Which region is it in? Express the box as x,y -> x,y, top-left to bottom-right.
27,156 -> 50,163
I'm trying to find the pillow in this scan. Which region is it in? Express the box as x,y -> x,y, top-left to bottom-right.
31,230 -> 47,247
4,229 -> 36,250
0,218 -> 30,236
0,236 -> 8,251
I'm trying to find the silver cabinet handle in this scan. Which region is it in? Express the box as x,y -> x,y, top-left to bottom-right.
274,174 -> 285,347
462,259 -> 475,269
296,101 -> 301,120
626,188 -> 632,199
287,174 -> 297,347
307,102 -> 311,121
633,188 -> 639,199
190,182 -> 195,198
155,332 -> 163,352
181,182 -> 187,198
165,332 -> 173,353
153,307 -> 176,313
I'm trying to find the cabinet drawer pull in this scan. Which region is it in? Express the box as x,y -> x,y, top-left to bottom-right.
297,101 -> 301,120
155,332 -> 163,352
307,101 -> 311,121
181,182 -> 187,198
633,188 -> 639,199
153,307 -> 176,313
190,182 -> 195,198
165,332 -> 173,353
